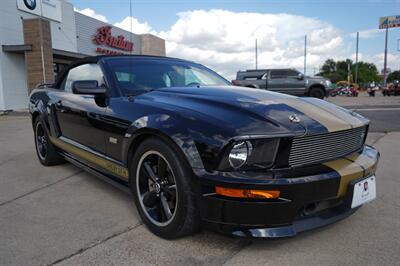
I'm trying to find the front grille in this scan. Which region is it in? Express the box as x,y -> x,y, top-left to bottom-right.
288,127 -> 366,167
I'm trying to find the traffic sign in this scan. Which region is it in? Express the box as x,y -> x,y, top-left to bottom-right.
379,15 -> 400,29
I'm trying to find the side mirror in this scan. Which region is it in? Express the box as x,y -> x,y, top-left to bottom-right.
297,73 -> 304,80
72,80 -> 107,95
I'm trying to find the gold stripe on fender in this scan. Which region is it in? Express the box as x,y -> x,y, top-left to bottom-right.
323,158 -> 364,197
283,99 -> 352,132
346,152 -> 378,178
50,137 -> 129,180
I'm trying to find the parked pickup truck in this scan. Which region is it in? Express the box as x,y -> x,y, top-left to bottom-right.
232,69 -> 331,99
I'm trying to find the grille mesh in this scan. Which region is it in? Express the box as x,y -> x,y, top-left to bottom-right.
289,127 -> 366,167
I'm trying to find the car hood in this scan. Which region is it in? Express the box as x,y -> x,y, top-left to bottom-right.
143,86 -> 367,136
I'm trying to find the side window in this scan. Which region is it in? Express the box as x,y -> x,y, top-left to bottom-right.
63,64 -> 104,92
286,70 -> 299,78
270,70 -> 288,79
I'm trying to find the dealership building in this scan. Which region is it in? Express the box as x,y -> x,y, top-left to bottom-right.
0,0 -> 166,111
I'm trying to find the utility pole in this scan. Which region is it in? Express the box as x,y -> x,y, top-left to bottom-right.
255,38 -> 258,70
304,35 -> 307,75
383,24 -> 389,87
355,31 -> 359,84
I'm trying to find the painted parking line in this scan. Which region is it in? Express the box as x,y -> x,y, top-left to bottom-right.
353,108 -> 400,111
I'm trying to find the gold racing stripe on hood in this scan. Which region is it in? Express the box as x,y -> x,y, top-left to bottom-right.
283,99 -> 352,132
323,158 -> 364,197
302,98 -> 366,128
50,137 -> 129,179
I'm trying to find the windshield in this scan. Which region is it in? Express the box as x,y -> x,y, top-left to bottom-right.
106,58 -> 230,96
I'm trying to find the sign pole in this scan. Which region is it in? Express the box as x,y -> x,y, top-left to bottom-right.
383,24 -> 389,87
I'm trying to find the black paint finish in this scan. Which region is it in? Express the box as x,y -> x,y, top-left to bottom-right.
29,55 -> 378,238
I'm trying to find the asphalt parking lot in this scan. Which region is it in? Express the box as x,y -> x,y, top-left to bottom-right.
1,95 -> 400,265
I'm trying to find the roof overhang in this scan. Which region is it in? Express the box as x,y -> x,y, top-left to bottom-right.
2,44 -> 32,54
53,49 -> 88,60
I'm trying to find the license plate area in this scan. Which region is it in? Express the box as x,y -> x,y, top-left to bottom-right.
351,175 -> 376,208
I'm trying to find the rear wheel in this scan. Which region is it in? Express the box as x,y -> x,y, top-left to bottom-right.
34,118 -> 64,166
130,138 -> 200,239
309,87 -> 325,99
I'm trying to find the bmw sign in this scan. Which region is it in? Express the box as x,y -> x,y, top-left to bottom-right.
17,0 -> 62,22
24,0 -> 36,10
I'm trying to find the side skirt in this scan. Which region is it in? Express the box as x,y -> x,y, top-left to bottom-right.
64,154 -> 132,195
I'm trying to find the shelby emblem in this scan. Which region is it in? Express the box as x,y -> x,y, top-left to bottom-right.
289,114 -> 301,123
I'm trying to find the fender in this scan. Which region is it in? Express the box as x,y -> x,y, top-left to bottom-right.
120,113 -> 233,171
121,114 -> 204,170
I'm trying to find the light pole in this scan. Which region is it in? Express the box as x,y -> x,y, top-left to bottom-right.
355,31 -> 359,84
304,35 -> 307,75
255,38 -> 258,69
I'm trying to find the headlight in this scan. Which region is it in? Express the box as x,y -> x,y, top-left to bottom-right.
222,139 -> 279,171
325,80 -> 332,87
228,141 -> 250,169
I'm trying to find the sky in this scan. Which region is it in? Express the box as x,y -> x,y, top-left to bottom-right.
69,0 -> 400,79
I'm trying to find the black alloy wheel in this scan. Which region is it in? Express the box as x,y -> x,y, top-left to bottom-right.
136,151 -> 178,226
130,138 -> 200,239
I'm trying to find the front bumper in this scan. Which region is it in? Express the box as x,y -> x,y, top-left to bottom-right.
194,145 -> 379,238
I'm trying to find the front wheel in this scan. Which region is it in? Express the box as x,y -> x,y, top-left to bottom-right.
308,87 -> 326,99
130,138 -> 200,239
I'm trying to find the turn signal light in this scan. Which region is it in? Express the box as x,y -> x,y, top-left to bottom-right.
215,186 -> 280,199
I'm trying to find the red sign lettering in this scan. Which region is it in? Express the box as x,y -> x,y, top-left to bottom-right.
93,26 -> 134,52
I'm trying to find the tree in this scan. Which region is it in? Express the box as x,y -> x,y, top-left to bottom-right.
319,58 -> 381,84
321,59 -> 336,73
388,71 -> 400,82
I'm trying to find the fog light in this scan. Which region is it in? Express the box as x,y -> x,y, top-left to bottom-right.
215,186 -> 280,199
228,141 -> 250,169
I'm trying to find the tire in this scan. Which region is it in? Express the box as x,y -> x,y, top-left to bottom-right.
309,87 -> 325,99
129,137 -> 200,239
33,118 -> 65,166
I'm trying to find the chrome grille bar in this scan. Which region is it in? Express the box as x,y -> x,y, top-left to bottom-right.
288,127 -> 365,167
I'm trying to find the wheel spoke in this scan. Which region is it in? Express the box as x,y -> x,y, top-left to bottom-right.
163,185 -> 176,199
143,162 -> 158,182
160,192 -> 173,219
142,191 -> 158,207
157,156 -> 167,178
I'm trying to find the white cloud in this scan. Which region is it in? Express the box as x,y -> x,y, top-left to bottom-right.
363,52 -> 400,72
74,8 -> 108,23
114,17 -> 153,35
158,9 -> 346,79
73,7 -> 399,79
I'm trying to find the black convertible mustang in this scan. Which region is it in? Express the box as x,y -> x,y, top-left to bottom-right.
29,55 -> 379,239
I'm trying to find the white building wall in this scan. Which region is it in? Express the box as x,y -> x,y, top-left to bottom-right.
1,53 -> 27,110
0,0 -> 77,110
50,0 -> 77,52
